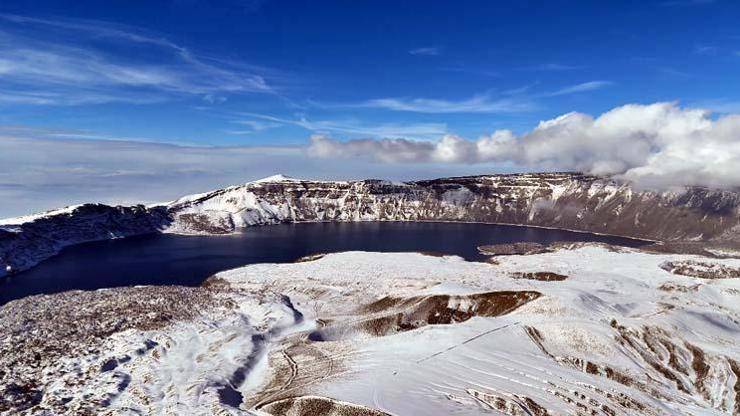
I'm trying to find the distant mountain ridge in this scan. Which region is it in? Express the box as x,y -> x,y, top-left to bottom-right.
3,172 -> 740,276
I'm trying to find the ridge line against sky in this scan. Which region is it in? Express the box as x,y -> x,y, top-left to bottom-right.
1,0 -> 740,216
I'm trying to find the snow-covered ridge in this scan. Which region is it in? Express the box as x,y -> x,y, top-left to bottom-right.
0,204 -> 84,226
164,172 -> 740,245
253,174 -> 301,183
3,172 -> 740,277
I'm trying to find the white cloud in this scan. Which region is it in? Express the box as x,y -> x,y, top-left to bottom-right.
307,102 -> 740,189
529,63 -> 581,71
0,14 -> 274,105
6,101 -> 740,217
409,47 -> 441,56
346,81 -> 604,114
237,113 -> 448,139
233,120 -> 280,130
358,94 -> 537,114
0,128 -> 507,218
543,81 -> 612,97
693,44 -> 717,55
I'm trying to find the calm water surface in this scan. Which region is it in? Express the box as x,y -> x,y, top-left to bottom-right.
0,222 -> 647,304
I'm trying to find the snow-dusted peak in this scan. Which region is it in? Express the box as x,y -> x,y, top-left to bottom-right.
0,204 -> 84,226
252,174 -> 301,183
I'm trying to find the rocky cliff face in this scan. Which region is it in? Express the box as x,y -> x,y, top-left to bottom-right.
3,172 -> 740,277
0,204 -> 170,276
167,172 -> 740,243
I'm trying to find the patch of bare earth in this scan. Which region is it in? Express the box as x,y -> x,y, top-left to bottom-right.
257,395 -> 390,416
524,320 -> 740,414
467,388 -> 551,416
247,336 -> 352,409
524,326 -> 655,414
250,291 -> 540,413
730,360 -> 740,415
660,260 -> 740,279
309,291 -> 541,341
294,253 -> 326,263
509,271 -> 568,281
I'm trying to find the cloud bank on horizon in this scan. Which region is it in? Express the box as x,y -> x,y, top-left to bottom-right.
2,101 -> 740,218
309,102 -> 740,189
2,2 -> 740,217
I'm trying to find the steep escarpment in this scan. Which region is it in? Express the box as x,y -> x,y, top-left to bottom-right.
3,172 -> 740,276
167,173 -> 740,243
0,204 -> 170,276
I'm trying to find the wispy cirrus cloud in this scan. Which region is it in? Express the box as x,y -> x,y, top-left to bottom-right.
527,63 -> 582,71
693,44 -> 718,55
236,113 -> 448,139
225,119 -> 283,135
358,94 -> 537,114
409,47 -> 441,56
0,125 -> 489,218
346,81 -> 604,114
543,80 -> 612,97
231,119 -> 283,132
0,14 -> 276,105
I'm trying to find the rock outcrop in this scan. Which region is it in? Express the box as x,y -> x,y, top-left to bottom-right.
167,172 -> 740,243
0,204 -> 170,276
3,172 -> 740,276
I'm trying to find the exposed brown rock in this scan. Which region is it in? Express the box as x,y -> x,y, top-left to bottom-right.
311,291 -> 541,341
510,271 -> 568,281
660,260 -> 740,279
258,396 -> 390,416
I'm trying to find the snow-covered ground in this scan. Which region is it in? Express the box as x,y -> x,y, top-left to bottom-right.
3,244 -> 738,415
219,246 -> 740,415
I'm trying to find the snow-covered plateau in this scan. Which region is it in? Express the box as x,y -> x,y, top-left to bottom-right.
2,245 -> 739,415
4,172 -> 740,277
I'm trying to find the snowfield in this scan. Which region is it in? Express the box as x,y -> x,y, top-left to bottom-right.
2,244 -> 739,415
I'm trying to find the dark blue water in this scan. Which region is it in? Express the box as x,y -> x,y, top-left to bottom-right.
0,222 -> 647,304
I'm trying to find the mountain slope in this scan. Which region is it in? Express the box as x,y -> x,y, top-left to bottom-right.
2,172 -> 740,277
166,172 -> 740,242
4,247 -> 739,414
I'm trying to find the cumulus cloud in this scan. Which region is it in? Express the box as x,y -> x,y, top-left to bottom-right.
5,102 -> 740,217
0,128 -> 505,218
307,102 -> 740,189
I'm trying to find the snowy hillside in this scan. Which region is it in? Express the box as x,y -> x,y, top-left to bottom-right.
3,245 -> 739,414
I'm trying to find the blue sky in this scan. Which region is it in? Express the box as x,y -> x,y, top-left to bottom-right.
2,0 -> 740,216
1,0 -> 739,145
